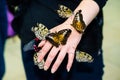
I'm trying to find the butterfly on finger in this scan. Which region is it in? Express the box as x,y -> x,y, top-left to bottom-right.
23,23 -> 49,69
46,29 -> 72,47
31,23 -> 72,47
24,23 -> 72,51
23,23 -> 49,52
31,23 -> 50,40
33,53 -> 45,69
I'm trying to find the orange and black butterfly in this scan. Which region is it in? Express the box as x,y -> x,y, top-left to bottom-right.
75,50 -> 94,63
46,29 -> 72,47
71,10 -> 86,33
57,4 -> 73,18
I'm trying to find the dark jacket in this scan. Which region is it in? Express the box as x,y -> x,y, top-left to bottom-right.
7,1 -> 108,79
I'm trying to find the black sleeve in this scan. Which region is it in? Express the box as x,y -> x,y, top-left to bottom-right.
94,0 -> 108,9
7,0 -> 29,15
7,0 -> 24,6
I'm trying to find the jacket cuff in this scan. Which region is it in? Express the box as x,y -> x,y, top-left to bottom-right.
94,0 -> 107,9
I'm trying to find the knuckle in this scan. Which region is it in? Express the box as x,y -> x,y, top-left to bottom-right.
58,56 -> 64,62
49,54 -> 55,59
42,48 -> 48,52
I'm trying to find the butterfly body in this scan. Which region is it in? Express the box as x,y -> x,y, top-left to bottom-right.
46,29 -> 72,47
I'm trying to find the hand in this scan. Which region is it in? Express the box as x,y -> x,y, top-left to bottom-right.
37,22 -> 82,73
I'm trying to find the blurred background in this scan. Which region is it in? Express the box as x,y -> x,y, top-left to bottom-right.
2,0 -> 120,80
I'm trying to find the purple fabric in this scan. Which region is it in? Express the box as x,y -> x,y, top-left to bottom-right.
7,10 -> 15,37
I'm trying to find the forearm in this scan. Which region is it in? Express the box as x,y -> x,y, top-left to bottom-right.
63,0 -> 100,34
74,0 -> 100,26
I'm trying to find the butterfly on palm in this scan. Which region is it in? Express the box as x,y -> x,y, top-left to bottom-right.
46,29 -> 72,47
71,10 -> 86,33
57,4 -> 73,18
75,50 -> 94,63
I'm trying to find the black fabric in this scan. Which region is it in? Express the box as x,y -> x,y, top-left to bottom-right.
9,0 -> 107,80
94,0 -> 107,9
17,0 -> 105,55
8,0 -> 107,35
78,11 -> 104,55
0,0 -> 7,78
21,43 -> 104,80
6,0 -> 28,14
19,0 -> 81,44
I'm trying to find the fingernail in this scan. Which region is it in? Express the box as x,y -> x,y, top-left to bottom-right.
51,69 -> 55,74
44,66 -> 48,71
67,68 -> 70,72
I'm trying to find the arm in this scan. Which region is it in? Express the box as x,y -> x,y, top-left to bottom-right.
37,0 -> 107,73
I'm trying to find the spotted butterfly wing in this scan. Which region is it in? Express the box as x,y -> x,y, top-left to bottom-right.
46,29 -> 71,47
23,23 -> 49,52
31,23 -> 50,40
71,10 -> 86,33
57,5 -> 73,18
76,50 -> 94,63
33,53 -> 45,69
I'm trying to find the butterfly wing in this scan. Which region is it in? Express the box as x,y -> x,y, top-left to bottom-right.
58,29 -> 72,45
31,23 -> 50,40
71,10 -> 86,33
57,5 -> 73,18
46,29 -> 71,47
46,32 -> 60,47
75,50 -> 94,63
33,53 -> 45,69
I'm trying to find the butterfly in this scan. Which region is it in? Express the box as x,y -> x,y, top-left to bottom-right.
46,29 -> 72,47
33,53 -> 45,69
23,23 -> 49,52
57,4 -> 73,18
75,50 -> 94,63
31,23 -> 50,40
71,10 -> 86,33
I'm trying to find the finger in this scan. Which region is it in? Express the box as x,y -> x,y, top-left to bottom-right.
67,48 -> 75,72
38,40 -> 46,47
51,47 -> 67,73
67,53 -> 74,72
44,46 -> 61,71
37,41 -> 52,62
